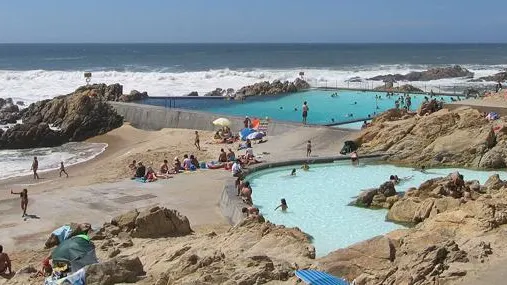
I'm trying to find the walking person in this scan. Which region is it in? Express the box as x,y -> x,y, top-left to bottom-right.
194,131 -> 201,150
59,162 -> 69,178
302,101 -> 309,125
31,157 -> 39,180
306,140 -> 312,157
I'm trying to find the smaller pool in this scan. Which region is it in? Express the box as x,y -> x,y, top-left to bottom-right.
248,163 -> 507,257
141,90 -> 456,125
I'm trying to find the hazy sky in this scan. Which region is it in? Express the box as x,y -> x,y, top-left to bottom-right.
1,0 -> 506,43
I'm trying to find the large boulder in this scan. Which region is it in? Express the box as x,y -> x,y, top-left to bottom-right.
119,90 -> 148,102
2,85 -> 124,149
132,206 -> 192,238
374,84 -> 423,93
369,65 -> 474,82
235,79 -> 310,98
85,256 -> 144,285
357,107 -> 500,169
0,122 -> 66,149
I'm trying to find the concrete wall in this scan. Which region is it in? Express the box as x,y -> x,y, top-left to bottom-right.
110,101 -> 351,136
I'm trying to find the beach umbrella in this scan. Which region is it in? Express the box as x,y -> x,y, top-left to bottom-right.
295,270 -> 349,285
246,131 -> 265,141
239,128 -> 256,140
213,117 -> 231,127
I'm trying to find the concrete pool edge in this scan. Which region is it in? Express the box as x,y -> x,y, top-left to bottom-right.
218,154 -> 386,225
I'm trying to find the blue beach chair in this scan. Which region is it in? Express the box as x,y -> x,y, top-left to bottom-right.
295,270 -> 350,285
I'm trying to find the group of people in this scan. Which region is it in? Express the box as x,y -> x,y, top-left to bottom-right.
394,94 -> 412,110
129,154 -> 201,182
29,156 -> 69,180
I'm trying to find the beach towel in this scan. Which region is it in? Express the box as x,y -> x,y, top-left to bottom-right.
295,270 -> 349,285
52,225 -> 73,244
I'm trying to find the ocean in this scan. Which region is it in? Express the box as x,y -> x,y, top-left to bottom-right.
1,43 -> 506,104
0,43 -> 506,180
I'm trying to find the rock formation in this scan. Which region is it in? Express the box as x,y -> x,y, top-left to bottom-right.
373,84 -> 423,93
353,181 -> 399,208
355,106 -> 505,168
471,71 -> 507,82
369,65 -> 474,82
74,83 -> 148,102
0,98 -> 21,124
0,84 -> 124,149
319,174 -> 507,284
234,78 -> 310,98
417,99 -> 443,116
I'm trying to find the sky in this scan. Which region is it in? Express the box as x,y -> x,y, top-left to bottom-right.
1,0 -> 506,43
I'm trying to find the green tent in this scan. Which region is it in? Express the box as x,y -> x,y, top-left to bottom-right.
51,235 -> 98,273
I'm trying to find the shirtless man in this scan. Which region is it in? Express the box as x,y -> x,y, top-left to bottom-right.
0,245 -> 12,275
59,162 -> 69,178
241,182 -> 253,205
160,160 -> 169,174
218,149 -> 227,163
31,156 -> 39,180
11,189 -> 28,217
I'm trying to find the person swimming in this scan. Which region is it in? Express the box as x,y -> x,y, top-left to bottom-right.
275,198 -> 288,212
301,163 -> 310,171
290,168 -> 296,176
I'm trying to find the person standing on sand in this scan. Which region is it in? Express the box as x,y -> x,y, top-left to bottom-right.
306,140 -> 312,157
0,245 -> 12,275
194,131 -> 201,150
31,157 -> 39,180
302,101 -> 309,124
59,162 -> 68,178
11,189 -> 28,217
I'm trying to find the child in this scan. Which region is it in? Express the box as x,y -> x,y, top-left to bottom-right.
194,131 -> 201,150
306,140 -> 312,157
290,168 -> 296,176
59,162 -> 68,178
11,189 -> 28,217
275,198 -> 288,212
301,163 -> 310,171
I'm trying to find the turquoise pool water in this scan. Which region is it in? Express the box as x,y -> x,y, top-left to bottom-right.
141,90 -> 455,125
248,162 -> 507,257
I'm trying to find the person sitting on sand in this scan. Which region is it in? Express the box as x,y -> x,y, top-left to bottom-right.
241,182 -> 253,205
274,198 -> 288,212
160,160 -> 169,174
0,245 -> 12,275
129,160 -> 137,171
301,163 -> 310,171
214,131 -> 222,140
182,154 -> 193,170
218,149 -> 228,163
11,188 -> 28,217
144,167 -> 158,182
246,139 -> 252,148
133,162 -> 146,178
227,148 -> 236,162
242,206 -> 260,219
290,168 -> 296,176
245,147 -> 254,160
190,155 -> 199,169
173,157 -> 182,172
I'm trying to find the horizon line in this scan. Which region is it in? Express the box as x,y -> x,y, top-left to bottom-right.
0,42 -> 506,45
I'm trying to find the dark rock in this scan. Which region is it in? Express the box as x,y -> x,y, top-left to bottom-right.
378,181 -> 396,197
369,66 -> 474,82
1,104 -> 19,113
374,84 -> 423,93
118,90 -> 148,102
355,188 -> 378,207
417,99 -> 443,116
0,123 -> 67,149
346,76 -> 363,83
205,88 -> 225,97
187,91 -> 199,96
0,112 -> 20,124
15,101 -> 25,106
235,79 -> 310,98
1,85 -> 124,149
474,71 -> 507,82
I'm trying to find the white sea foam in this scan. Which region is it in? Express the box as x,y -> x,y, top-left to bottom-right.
0,142 -> 107,180
0,65 -> 504,104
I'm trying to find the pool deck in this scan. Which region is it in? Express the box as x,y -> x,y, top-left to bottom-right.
445,97 -> 507,116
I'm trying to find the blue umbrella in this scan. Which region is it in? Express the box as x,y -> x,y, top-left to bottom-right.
295,270 -> 350,285
239,128 -> 256,140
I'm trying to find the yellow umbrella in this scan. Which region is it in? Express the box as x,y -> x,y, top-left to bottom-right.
213,117 -> 231,127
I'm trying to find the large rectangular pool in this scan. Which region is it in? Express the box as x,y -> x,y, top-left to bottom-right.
140,90 -> 454,125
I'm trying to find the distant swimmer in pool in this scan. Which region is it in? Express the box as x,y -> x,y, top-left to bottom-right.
275,198 -> 288,212
290,168 -> 296,176
279,106 -> 283,110
415,165 -> 428,174
301,163 -> 310,171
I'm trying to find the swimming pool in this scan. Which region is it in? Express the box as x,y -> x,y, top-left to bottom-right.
248,162 -> 507,257
141,90 -> 454,125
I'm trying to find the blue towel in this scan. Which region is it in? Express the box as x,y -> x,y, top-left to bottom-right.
52,225 -> 72,243
295,270 -> 349,285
